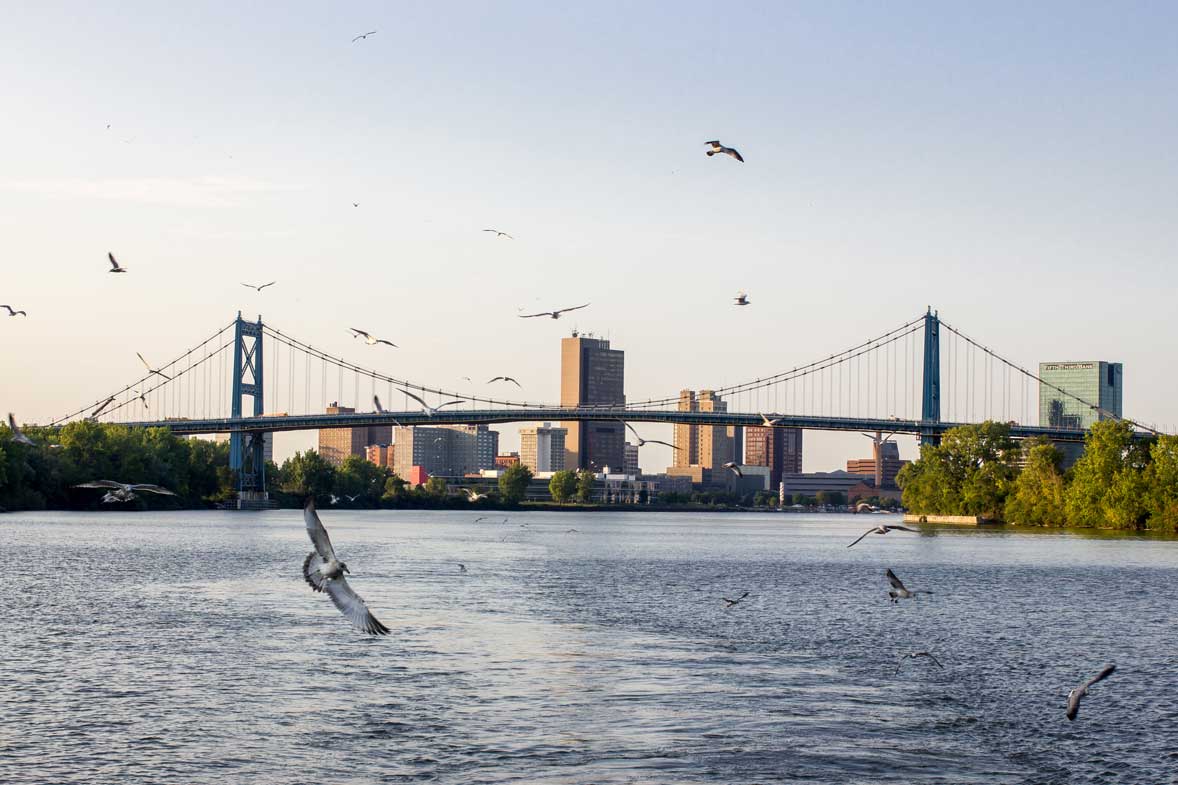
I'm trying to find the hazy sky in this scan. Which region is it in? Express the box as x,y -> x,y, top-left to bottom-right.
3,2 -> 1176,472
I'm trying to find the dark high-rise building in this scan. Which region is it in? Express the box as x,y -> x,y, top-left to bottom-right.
744,426 -> 803,488
560,334 -> 625,471
317,403 -> 392,467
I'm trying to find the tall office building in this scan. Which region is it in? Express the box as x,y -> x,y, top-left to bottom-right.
392,424 -> 497,478
1039,361 -> 1123,429
623,442 -> 640,476
846,439 -> 907,489
744,426 -> 803,488
673,389 -> 740,470
317,403 -> 393,467
519,423 -> 567,472
560,333 -> 625,471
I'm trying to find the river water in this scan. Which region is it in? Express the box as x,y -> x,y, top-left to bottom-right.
1,510 -> 1175,784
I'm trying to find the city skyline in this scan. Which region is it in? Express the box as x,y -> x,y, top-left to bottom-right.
3,2 -> 1177,472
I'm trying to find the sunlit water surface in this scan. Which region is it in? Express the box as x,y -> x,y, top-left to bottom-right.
2,510 -> 1176,784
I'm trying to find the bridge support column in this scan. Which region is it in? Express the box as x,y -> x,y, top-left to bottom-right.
920,308 -> 941,446
229,313 -> 267,502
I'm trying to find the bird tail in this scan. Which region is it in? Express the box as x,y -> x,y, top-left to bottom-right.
303,551 -> 329,592
706,150 -> 715,156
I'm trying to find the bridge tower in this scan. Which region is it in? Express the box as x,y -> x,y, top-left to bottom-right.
229,312 -> 268,503
920,307 -> 941,446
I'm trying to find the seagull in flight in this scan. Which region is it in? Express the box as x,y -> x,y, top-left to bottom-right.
89,396 -> 116,419
240,281 -> 276,292
734,291 -> 750,306
1066,664 -> 1116,721
6,413 -> 34,445
2,304 -> 27,317
759,413 -> 782,427
487,376 -> 522,388
302,498 -> 390,635
722,591 -> 749,608
482,228 -> 513,239
896,651 -> 944,674
132,390 -> 149,410
107,252 -> 127,273
463,488 -> 489,502
846,523 -> 919,548
518,303 -> 590,320
351,30 -> 377,42
705,140 -> 744,162
349,328 -> 397,347
74,480 -> 177,502
398,388 -> 465,416
617,420 -> 679,450
457,563 -> 468,573
885,568 -> 931,603
136,352 -> 172,381
371,395 -> 403,427
722,462 -> 743,478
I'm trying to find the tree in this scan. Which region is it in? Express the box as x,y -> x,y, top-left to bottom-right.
382,473 -> 408,502
498,463 -> 533,504
1145,435 -> 1178,532
576,468 -> 595,503
334,455 -> 390,505
280,450 -> 336,501
1064,420 -> 1151,530
423,476 -> 448,497
898,421 -> 1018,517
549,470 -> 578,504
1004,441 -> 1066,526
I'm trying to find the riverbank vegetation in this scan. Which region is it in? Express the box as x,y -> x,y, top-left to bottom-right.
897,420 -> 1178,531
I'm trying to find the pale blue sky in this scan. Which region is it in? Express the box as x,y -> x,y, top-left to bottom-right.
2,2 -> 1176,470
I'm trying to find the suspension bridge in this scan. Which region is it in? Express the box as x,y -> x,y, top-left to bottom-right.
48,308 -> 1154,499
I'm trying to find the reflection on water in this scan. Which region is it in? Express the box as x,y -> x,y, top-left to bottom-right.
2,510 -> 1176,784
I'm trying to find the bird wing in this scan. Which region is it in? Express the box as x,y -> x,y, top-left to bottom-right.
398,388 -> 430,409
259,281 -> 276,290
505,377 -> 521,387
136,352 -> 153,372
1083,664 -> 1116,691
886,569 -> 907,591
324,577 -> 390,635
90,397 -> 115,417
518,311 -> 554,318
729,149 -> 745,162
349,328 -> 371,339
705,141 -> 721,149
555,303 -> 590,315
108,252 -> 119,269
434,399 -> 465,411
304,498 -> 338,561
373,394 -> 384,413
375,339 -> 398,347
846,528 -> 875,548
645,439 -> 680,450
617,419 -> 640,439
884,525 -> 920,533
74,480 -> 127,490
240,283 -> 257,290
925,652 -> 944,668
128,484 -> 177,496
487,376 -> 504,383
303,551 -> 330,591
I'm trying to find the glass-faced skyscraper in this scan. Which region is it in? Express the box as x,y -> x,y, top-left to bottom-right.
1038,361 -> 1123,429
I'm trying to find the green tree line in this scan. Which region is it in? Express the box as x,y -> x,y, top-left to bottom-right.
896,420 -> 1178,531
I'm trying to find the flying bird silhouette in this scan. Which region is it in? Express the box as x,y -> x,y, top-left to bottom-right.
398,388 -> 465,416
885,569 -> 931,603
518,303 -> 590,320
1,304 -> 27,317
617,420 -> 680,450
132,390 -> 149,410
349,328 -> 397,347
487,376 -> 522,388
371,395 -> 403,427
722,591 -> 750,607
457,563 -> 468,573
463,488 -> 489,502
107,252 -> 127,273
74,480 -> 177,502
482,228 -> 513,239
302,498 -> 390,635
705,140 -> 744,162
241,281 -> 276,292
136,352 -> 172,381
734,291 -> 750,306
1067,664 -> 1116,721
722,462 -> 743,478
759,413 -> 782,426
351,30 -> 377,42
846,523 -> 919,548
6,413 -> 34,445
896,651 -> 944,674
89,396 -> 116,419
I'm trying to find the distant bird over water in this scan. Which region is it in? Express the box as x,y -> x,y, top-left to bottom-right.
482,228 -> 513,239
351,30 -> 377,42
6,413 -> 34,445
241,281 -> 276,292
896,651 -> 944,674
136,352 -> 171,381
518,303 -> 590,320
886,568 -> 931,603
349,328 -> 397,347
74,480 -> 177,502
2,304 -> 27,317
107,252 -> 127,273
705,140 -> 744,162
846,523 -> 919,548
302,498 -> 390,635
398,388 -> 465,416
722,591 -> 750,607
1067,664 -> 1116,721
734,291 -> 750,306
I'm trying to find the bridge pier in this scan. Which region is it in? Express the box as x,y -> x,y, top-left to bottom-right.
920,308 -> 941,446
229,313 -> 268,504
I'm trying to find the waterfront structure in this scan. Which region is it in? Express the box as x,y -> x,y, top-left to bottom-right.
560,333 -> 625,471
845,438 -> 908,490
1039,361 -> 1123,430
519,423 -> 567,472
623,442 -> 640,476
393,424 -> 498,478
744,426 -> 803,488
781,470 -> 874,499
317,402 -> 393,467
